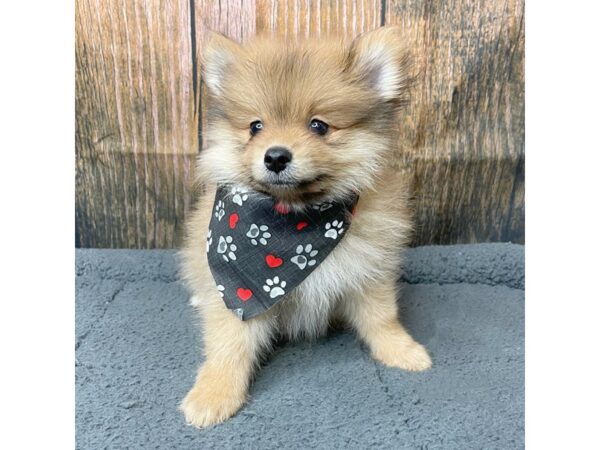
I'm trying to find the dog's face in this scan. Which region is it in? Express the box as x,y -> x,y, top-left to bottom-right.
199,27 -> 411,206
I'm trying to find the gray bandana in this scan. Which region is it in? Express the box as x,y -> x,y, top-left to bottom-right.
206,185 -> 359,320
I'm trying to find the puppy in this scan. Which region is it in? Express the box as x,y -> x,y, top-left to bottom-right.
180,27 -> 431,428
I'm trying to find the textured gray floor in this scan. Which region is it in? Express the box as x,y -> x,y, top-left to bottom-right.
76,244 -> 524,449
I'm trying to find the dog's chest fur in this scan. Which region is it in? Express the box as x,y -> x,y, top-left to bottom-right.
184,177 -> 411,341
273,189 -> 411,340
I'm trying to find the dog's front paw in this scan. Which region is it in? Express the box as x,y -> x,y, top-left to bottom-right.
372,341 -> 432,372
180,368 -> 246,428
180,387 -> 245,428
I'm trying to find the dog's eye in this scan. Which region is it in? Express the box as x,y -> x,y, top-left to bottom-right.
309,119 -> 329,136
250,121 -> 263,136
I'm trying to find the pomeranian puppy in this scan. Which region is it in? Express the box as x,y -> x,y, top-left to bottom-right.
180,26 -> 431,428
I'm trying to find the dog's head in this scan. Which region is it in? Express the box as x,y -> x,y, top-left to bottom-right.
199,27 -> 411,206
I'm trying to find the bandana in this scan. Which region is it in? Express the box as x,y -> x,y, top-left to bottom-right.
206,185 -> 359,320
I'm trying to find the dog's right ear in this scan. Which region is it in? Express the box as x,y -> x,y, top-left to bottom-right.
201,31 -> 242,96
346,26 -> 412,104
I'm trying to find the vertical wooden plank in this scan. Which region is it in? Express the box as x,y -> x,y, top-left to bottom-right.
195,0 -> 257,43
255,0 -> 381,38
75,0 -> 197,248
386,0 -> 525,244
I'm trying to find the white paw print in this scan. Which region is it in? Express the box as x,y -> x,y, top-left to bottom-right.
216,284 -> 225,298
263,276 -> 287,299
246,224 -> 272,246
231,186 -> 249,206
311,201 -> 333,212
217,235 -> 237,262
291,244 -> 318,270
206,229 -> 213,253
324,220 -> 344,239
214,200 -> 225,221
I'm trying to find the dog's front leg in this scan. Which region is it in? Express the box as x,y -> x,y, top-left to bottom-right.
341,279 -> 432,372
180,297 -> 274,428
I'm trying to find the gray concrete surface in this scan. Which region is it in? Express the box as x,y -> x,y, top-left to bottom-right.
76,244 -> 524,449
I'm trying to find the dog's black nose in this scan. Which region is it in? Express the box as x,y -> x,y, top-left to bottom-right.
264,147 -> 292,173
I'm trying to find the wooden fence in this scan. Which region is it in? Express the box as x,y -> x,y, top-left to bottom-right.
76,0 -> 524,248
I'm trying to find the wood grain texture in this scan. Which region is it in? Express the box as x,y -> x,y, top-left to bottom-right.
386,0 -> 525,243
76,0 -> 525,247
255,0 -> 382,38
76,0 -> 197,248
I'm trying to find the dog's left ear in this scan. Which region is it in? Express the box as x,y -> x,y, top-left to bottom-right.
201,31 -> 243,96
346,26 -> 412,102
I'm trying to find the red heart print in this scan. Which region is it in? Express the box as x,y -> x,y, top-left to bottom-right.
296,221 -> 308,231
265,254 -> 283,268
229,213 -> 239,229
236,288 -> 253,302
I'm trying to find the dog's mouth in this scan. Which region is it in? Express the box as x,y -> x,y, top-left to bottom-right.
257,173 -> 327,189
269,175 -> 324,187
253,174 -> 329,202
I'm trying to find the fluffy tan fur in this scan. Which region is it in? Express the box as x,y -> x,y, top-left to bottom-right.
180,27 -> 431,428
